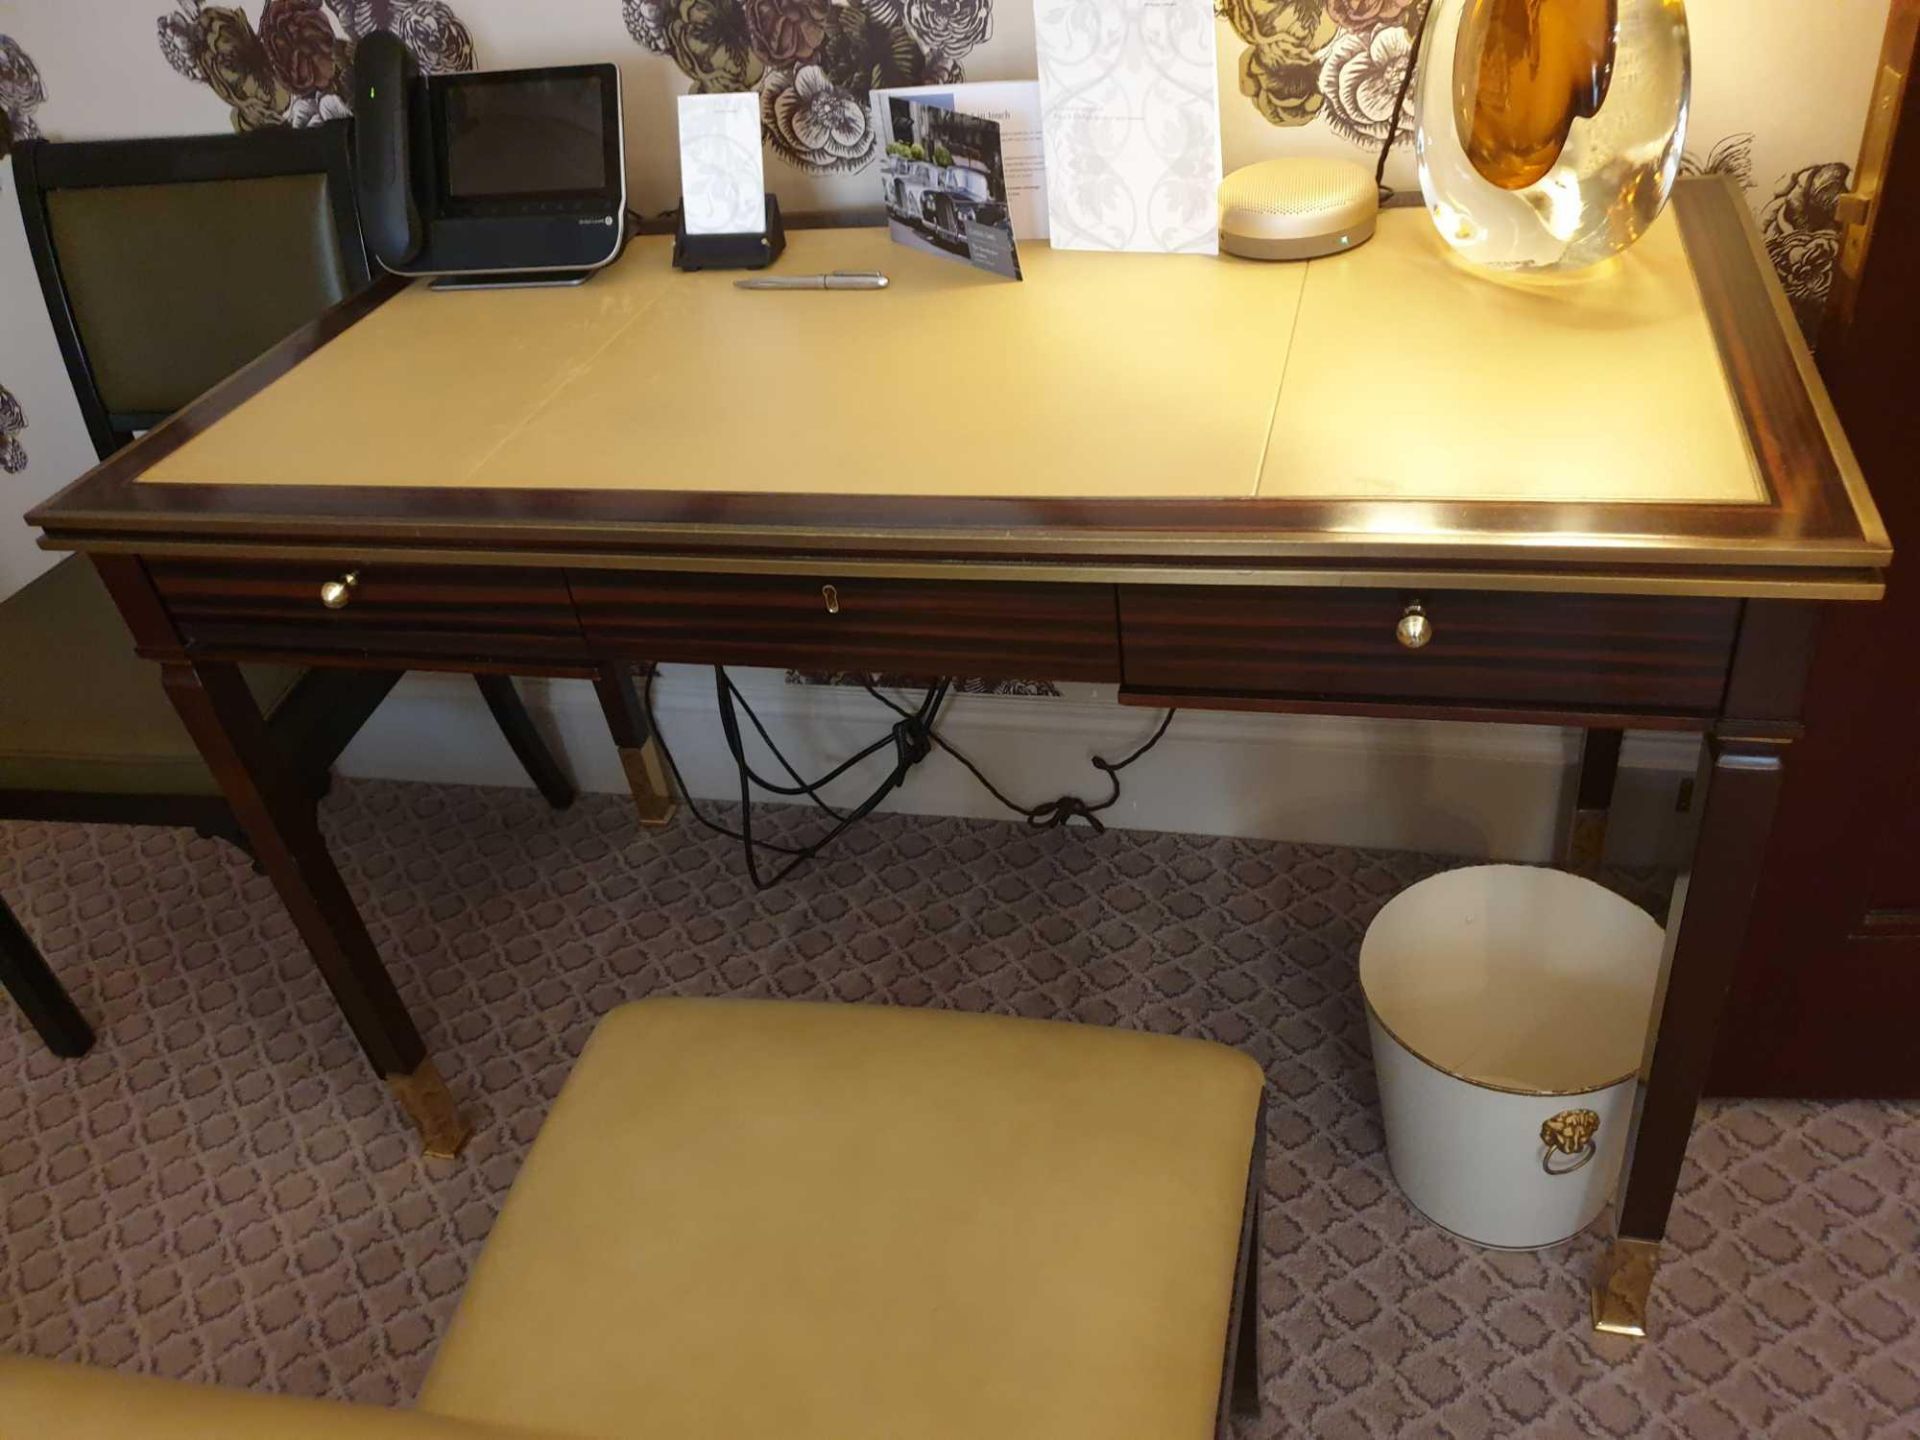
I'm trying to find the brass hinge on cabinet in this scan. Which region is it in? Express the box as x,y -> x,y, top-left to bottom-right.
1834,191 -> 1873,229
1830,1 -> 1920,329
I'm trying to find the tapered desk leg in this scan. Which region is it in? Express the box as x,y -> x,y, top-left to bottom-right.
1,894 -> 95,1058
1595,733 -> 1789,1336
473,673 -> 576,811
1564,728 -> 1624,872
594,663 -> 676,828
161,661 -> 471,1158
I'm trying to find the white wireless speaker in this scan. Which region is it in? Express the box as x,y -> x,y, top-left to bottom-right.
1218,157 -> 1378,262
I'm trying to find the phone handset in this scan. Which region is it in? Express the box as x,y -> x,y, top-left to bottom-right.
351,30 -> 424,270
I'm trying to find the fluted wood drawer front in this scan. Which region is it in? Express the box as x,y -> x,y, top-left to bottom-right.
571,572 -> 1121,681
1119,587 -> 1740,714
149,560 -> 590,663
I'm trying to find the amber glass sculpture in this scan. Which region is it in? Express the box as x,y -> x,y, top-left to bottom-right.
1415,0 -> 1690,272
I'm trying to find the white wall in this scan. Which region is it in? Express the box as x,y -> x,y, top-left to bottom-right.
334,666 -> 1702,866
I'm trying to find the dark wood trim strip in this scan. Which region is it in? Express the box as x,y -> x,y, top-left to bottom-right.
28,268 -> 407,524
1117,688 -> 1712,732
158,647 -> 599,680
1675,176 -> 1850,535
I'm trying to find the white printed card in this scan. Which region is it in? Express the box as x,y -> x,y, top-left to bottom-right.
1034,0 -> 1223,254
678,92 -> 766,236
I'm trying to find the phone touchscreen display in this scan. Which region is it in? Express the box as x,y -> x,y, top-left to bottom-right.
444,75 -> 607,199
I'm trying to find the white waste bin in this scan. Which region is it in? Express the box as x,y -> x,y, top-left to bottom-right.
1360,865 -> 1665,1250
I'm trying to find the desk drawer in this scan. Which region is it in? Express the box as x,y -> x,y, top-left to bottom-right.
1119,587 -> 1739,716
148,560 -> 589,665
571,572 -> 1121,682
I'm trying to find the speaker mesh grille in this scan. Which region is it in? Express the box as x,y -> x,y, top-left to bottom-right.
1221,158 -> 1375,218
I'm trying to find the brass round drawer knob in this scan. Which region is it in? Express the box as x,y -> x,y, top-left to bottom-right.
822,583 -> 841,616
320,571 -> 361,610
1396,601 -> 1432,650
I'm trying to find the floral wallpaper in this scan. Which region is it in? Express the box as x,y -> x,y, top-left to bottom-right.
156,0 -> 475,132
1221,0 -> 1416,148
81,0 -> 1866,336
1681,131 -> 1849,344
0,385 -> 25,475
1217,1 -> 1865,339
2,34 -> 41,477
0,32 -> 46,158
1761,164 -> 1852,345
620,0 -> 990,174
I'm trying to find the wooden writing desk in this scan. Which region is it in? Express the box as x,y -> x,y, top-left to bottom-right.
30,179 -> 1890,1337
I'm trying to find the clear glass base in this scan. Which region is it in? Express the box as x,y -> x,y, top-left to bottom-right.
1415,0 -> 1692,273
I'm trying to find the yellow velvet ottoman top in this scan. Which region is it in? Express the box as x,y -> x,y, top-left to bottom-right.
418,999 -> 1265,1440
0,1354 -> 568,1440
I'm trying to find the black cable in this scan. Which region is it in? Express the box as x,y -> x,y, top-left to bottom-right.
643,668 -> 815,857
1377,0 -> 1436,195
720,670 -> 895,819
717,674 -> 948,889
646,667 -> 1179,887
862,682 -> 1177,834
643,667 -> 950,887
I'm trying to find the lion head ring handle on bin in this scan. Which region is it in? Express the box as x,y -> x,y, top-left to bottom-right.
1540,1109 -> 1601,1176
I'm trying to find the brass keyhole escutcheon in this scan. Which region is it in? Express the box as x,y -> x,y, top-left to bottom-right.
822,583 -> 840,616
1396,600 -> 1432,650
320,570 -> 361,610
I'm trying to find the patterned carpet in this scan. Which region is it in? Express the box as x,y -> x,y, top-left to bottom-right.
2,780 -> 1917,1438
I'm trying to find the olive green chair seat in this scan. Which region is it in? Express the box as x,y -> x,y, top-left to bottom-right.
0,557 -> 302,797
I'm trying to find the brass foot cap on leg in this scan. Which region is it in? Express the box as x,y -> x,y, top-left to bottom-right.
388,1058 -> 473,1161
1591,1238 -> 1660,1338
633,797 -> 678,828
619,743 -> 678,828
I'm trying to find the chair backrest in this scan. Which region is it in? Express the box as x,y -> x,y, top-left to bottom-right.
12,122 -> 371,459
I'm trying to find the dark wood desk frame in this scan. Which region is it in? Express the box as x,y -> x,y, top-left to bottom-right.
27,179 -> 1890,1338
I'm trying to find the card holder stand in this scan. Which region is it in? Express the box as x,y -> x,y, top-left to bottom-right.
672,194 -> 787,271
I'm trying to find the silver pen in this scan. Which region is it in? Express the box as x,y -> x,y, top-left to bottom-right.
734,270 -> 890,291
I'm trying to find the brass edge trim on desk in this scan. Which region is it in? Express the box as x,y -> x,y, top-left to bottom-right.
28,182 -> 1889,585
1717,179 -> 1893,556
33,512 -> 1895,569
1675,182 -> 1775,511
42,537 -> 1888,601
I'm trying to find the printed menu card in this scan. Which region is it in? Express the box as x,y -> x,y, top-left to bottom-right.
1034,0 -> 1223,255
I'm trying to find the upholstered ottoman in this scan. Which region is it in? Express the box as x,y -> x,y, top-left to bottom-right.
2,999 -> 1266,1440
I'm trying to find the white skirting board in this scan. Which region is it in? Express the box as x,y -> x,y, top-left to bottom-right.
333,666 -> 1702,867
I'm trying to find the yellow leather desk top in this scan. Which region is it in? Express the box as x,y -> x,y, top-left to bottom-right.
141,210 -> 1764,507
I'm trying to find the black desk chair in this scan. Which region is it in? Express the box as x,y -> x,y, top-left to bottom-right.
1,122 -> 573,1058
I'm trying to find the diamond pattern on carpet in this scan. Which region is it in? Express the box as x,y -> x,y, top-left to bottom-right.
3,780 -> 1917,1437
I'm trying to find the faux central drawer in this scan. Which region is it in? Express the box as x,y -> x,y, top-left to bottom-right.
147,560 -> 589,664
570,572 -> 1121,682
1118,586 -> 1740,717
